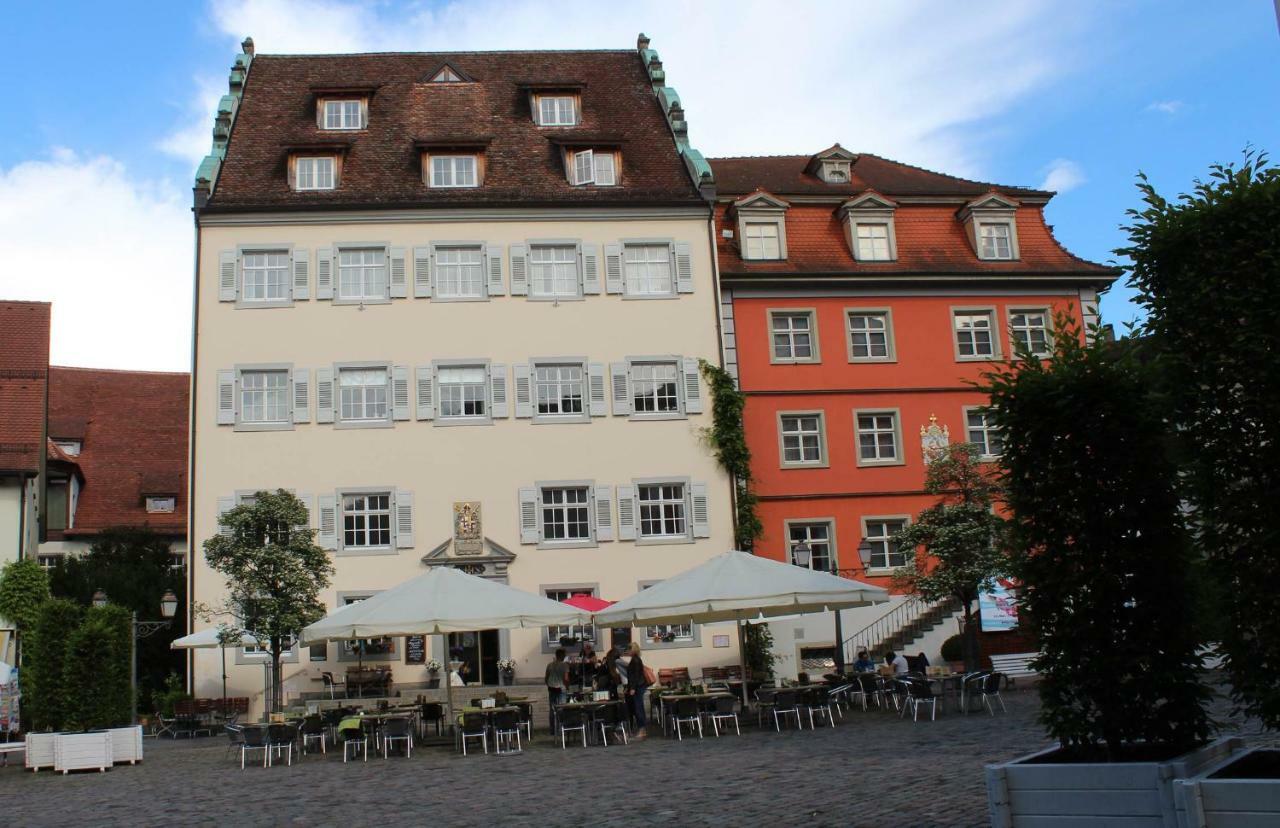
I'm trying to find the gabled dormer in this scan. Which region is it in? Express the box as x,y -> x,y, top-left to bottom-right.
806,144 -> 857,185
840,191 -> 898,262
425,63 -> 472,84
732,191 -> 790,260
958,193 -> 1021,261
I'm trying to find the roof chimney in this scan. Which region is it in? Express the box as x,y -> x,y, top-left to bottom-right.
637,33 -> 650,51
241,36 -> 255,56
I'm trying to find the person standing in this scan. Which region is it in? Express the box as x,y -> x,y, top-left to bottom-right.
544,647 -> 568,733
625,642 -> 650,740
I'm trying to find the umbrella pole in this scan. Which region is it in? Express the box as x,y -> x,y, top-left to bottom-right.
737,615 -> 750,711
221,644 -> 227,711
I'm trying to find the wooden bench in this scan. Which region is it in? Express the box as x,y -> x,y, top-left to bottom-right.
989,652 -> 1040,687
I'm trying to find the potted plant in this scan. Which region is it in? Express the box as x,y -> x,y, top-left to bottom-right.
425,658 -> 442,689
496,659 -> 516,686
983,319 -> 1229,827
939,634 -> 965,674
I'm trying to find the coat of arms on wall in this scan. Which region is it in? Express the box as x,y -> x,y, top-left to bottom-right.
920,414 -> 950,464
453,501 -> 482,555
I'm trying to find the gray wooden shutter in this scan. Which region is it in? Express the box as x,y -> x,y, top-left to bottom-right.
295,493 -> 314,535
391,365 -> 411,421
415,365 -> 434,420
691,482 -> 710,538
594,485 -> 614,542
610,362 -> 630,416
605,243 -> 624,294
616,485 -> 637,541
490,363 -> 508,418
389,247 -> 408,298
216,369 -> 236,425
315,368 -> 335,424
675,241 -> 694,293
291,248 -> 310,300
681,357 -> 703,414
581,243 -> 601,294
292,368 -> 310,424
513,363 -> 533,418
216,496 -> 235,539
413,246 -> 432,298
317,494 -> 338,550
485,244 -> 504,297
394,490 -> 415,548
316,248 -> 334,300
218,250 -> 237,302
518,487 -> 539,544
587,362 -> 607,417
509,244 -> 528,296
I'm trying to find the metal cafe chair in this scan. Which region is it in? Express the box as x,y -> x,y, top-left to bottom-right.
321,671 -> 347,700
960,671 -> 990,714
898,678 -> 938,722
978,671 -> 1007,715
381,716 -> 413,758
671,697 -> 703,740
340,722 -> 368,763
770,689 -> 803,731
459,712 -> 489,756
851,673 -> 882,711
594,701 -> 629,746
705,695 -> 740,737
266,723 -> 297,766
514,701 -> 534,742
300,715 -> 327,756
491,709 -> 523,755
803,686 -> 837,729
557,706 -> 588,749
238,725 -> 270,769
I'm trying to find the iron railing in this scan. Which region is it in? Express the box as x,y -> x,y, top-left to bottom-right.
838,595 -> 954,666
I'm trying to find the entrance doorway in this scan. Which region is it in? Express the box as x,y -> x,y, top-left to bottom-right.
447,629 -> 500,685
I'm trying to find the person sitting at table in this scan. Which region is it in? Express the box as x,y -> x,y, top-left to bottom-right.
544,647 -> 569,732
886,650 -> 909,675
854,650 -> 876,672
796,671 -> 810,686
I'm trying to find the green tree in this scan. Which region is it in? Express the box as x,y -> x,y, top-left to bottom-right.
48,527 -> 185,711
699,360 -> 763,551
0,558 -> 51,641
1119,151 -> 1280,729
742,622 -> 775,680
892,443 -> 1008,672
984,315 -> 1210,758
24,598 -> 82,730
62,605 -> 132,730
203,490 -> 333,712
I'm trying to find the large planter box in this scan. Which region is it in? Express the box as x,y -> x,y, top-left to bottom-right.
1173,745 -> 1279,827
987,737 -> 1241,827
53,732 -> 112,774
25,732 -> 59,771
107,726 -> 144,764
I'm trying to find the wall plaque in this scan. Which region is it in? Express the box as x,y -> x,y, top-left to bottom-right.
453,501 -> 482,555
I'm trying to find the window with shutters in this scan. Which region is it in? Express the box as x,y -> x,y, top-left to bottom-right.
241,251 -> 290,303
533,361 -> 586,421
528,244 -> 580,299
536,95 -> 577,126
342,493 -> 392,550
743,222 -> 782,260
965,406 -> 1004,458
769,310 -> 819,363
433,246 -> 485,299
322,99 -> 364,130
539,486 -> 592,545
1008,308 -> 1050,356
636,482 -> 688,540
953,308 -> 999,360
623,243 -> 674,297
845,308 -> 895,362
543,587 -> 595,649
786,520 -> 837,573
338,367 -> 389,424
630,360 -> 680,417
239,369 -> 290,425
429,155 -> 478,188
639,582 -> 695,645
436,365 -> 488,420
863,517 -> 910,570
295,156 -> 336,191
778,411 -> 827,468
855,409 -> 903,466
337,248 -> 388,302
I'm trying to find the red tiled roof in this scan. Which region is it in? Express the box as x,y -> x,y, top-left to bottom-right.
206,51 -> 702,212
710,153 -> 1051,199
47,366 -> 189,536
0,301 -> 50,473
714,203 -> 1114,277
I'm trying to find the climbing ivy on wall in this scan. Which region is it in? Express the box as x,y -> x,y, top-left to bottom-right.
699,360 -> 763,551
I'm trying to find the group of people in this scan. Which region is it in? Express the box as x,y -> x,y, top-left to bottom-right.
544,641 -> 651,740
851,649 -> 929,676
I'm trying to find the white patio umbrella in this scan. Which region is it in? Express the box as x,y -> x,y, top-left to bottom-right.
595,550 -> 891,706
299,566 -> 590,728
171,625 -> 263,706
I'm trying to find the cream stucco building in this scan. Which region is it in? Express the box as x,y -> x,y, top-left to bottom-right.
188,37 -> 733,710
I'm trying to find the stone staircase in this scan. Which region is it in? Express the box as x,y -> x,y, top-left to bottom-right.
841,596 -> 963,663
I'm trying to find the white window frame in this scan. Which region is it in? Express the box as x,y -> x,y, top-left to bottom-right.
777,410 -> 828,469
234,364 -> 293,432
335,246 -> 390,304
536,481 -> 596,549
532,359 -> 589,423
633,477 -> 693,545
334,362 -> 392,429
627,358 -> 683,420
964,406 -> 1004,459
743,221 -> 783,260
336,591 -> 398,660
769,309 -> 820,364
542,584 -> 597,652
952,307 -> 1001,361
429,155 -> 478,188
431,244 -> 486,300
338,490 -> 395,556
237,634 -> 299,665
1007,307 -> 1052,357
861,515 -> 911,573
977,222 -> 1014,260
537,95 -> 577,126
854,408 -> 904,467
322,99 -> 364,131
294,156 -> 336,191
785,519 -> 838,574
433,360 -> 492,425
238,248 -> 292,307
527,242 -> 582,300
854,222 -> 893,261
845,308 -> 896,363
622,241 -> 675,298
146,496 -> 176,514
639,581 -> 698,648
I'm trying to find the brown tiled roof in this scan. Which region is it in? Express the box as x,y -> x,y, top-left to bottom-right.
710,153 -> 1051,199
0,301 -> 50,473
206,51 -> 702,212
48,367 -> 189,537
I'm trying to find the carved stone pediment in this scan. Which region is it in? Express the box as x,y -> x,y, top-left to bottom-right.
420,536 -> 516,578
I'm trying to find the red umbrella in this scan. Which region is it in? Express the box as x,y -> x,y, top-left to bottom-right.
561,593 -> 614,613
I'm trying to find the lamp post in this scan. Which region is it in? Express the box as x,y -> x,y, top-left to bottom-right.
95,588 -> 179,725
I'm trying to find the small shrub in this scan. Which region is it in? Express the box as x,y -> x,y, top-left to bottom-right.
940,634 -> 964,663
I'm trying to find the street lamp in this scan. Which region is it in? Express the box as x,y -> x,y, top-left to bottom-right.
94,588 -> 180,725
790,540 -> 812,569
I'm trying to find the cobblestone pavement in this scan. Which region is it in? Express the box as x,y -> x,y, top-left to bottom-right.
2,684 -> 1275,828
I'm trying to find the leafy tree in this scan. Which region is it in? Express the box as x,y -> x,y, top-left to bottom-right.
893,443 -> 1009,672
742,622 -> 775,680
203,490 -> 333,712
48,527 -> 185,710
985,315 -> 1210,758
699,360 -> 763,551
62,605 -> 131,730
1119,151 -> 1280,729
0,558 -> 51,640
24,598 -> 82,730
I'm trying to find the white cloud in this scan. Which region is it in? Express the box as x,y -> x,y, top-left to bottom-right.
1039,158 -> 1086,193
1146,99 -> 1185,115
158,75 -> 227,167
0,150 -> 191,371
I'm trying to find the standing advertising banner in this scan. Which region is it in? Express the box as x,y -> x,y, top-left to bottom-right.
979,579 -> 1020,631
0,667 -> 19,736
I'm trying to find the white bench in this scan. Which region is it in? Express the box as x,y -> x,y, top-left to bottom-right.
0,741 -> 24,766
989,652 -> 1040,687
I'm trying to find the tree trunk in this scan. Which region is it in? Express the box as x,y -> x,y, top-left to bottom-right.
961,601 -> 982,673
270,649 -> 283,715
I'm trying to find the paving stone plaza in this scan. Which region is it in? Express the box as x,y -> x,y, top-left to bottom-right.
3,684 -> 1274,828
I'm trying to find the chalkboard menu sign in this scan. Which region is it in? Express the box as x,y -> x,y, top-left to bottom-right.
405,635 -> 426,665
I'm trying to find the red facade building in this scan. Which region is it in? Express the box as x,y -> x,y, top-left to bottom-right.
711,146 -> 1116,592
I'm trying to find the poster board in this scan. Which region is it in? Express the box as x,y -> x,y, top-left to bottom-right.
405,635 -> 426,665
979,580 -> 1020,631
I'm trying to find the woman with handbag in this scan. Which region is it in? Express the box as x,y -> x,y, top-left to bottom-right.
624,642 -> 652,740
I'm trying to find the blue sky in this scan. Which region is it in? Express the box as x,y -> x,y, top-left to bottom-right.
1,0 -> 1276,369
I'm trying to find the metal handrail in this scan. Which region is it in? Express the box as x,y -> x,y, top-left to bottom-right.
839,595 -> 951,664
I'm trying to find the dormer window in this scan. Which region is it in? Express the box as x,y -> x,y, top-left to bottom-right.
807,144 -> 857,185
732,192 -> 789,261
430,155 -> 478,188
322,99 -> 364,130
569,149 -> 616,186
537,95 -> 577,126
819,160 -> 852,184
744,223 -> 780,260
431,66 -> 463,83
840,192 -> 897,262
855,224 -> 891,260
294,156 -> 336,191
979,223 -> 1013,259
959,194 -> 1021,261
